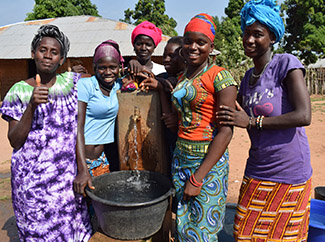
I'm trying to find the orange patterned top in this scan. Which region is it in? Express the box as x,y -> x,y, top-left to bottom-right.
171,65 -> 237,141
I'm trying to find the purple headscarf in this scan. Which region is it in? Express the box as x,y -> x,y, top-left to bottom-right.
93,40 -> 124,66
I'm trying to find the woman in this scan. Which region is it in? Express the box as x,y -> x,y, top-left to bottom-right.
0,25 -> 92,241
158,36 -> 186,90
73,40 -> 124,195
170,13 -> 237,241
139,36 -> 186,175
128,20 -> 166,77
217,1 -> 312,241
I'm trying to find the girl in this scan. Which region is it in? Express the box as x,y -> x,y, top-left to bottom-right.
73,40 -> 124,195
0,24 -> 92,241
217,1 -> 312,241
171,14 -> 237,241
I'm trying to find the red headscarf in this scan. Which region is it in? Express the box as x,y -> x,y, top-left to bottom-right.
131,21 -> 162,47
184,13 -> 217,42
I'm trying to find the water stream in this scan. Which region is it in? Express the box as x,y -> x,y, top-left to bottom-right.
132,106 -> 141,179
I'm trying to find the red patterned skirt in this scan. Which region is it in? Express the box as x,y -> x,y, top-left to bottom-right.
233,176 -> 311,242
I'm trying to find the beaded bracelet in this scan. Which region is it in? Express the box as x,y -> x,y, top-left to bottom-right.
256,115 -> 265,131
189,174 -> 203,187
259,115 -> 265,130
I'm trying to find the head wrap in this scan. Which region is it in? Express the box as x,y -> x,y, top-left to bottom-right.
93,40 -> 125,67
31,24 -> 70,63
184,13 -> 216,42
131,21 -> 162,47
240,0 -> 285,43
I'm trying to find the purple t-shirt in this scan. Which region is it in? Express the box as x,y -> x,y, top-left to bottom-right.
239,53 -> 312,184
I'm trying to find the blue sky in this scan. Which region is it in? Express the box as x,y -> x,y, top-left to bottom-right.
0,0 -> 230,34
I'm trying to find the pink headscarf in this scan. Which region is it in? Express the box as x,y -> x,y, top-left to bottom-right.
93,40 -> 124,66
131,21 -> 162,47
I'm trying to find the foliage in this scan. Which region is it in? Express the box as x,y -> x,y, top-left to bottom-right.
225,0 -> 245,20
120,0 -> 177,37
213,0 -> 252,83
282,0 -> 325,65
25,0 -> 100,21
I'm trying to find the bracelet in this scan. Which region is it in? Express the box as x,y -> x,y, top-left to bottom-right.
189,174 -> 203,187
259,115 -> 264,130
248,117 -> 253,130
256,115 -> 265,131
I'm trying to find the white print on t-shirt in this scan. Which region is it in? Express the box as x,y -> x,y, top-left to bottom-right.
244,88 -> 274,117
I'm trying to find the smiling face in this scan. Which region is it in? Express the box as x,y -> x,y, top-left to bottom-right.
94,56 -> 120,88
163,42 -> 185,76
182,32 -> 213,67
242,21 -> 276,59
133,35 -> 156,64
32,37 -> 63,74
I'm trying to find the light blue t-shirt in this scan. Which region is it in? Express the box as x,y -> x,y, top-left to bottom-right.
77,76 -> 122,145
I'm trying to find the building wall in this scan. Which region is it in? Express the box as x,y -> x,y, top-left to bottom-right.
0,56 -> 164,101
0,59 -> 28,100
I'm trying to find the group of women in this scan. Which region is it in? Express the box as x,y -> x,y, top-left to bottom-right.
0,0 -> 312,241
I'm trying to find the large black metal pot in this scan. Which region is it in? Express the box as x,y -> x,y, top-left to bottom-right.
315,186 -> 325,201
85,170 -> 175,240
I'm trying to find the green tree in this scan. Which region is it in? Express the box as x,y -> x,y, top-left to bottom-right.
25,0 -> 100,21
120,0 -> 177,37
282,0 -> 325,65
225,0 -> 245,20
214,0 -> 250,83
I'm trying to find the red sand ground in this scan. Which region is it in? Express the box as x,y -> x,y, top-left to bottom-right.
0,96 -> 324,241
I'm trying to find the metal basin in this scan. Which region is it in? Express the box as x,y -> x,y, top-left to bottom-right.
85,170 -> 175,240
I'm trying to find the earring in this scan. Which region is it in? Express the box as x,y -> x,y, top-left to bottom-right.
178,48 -> 187,64
178,48 -> 183,57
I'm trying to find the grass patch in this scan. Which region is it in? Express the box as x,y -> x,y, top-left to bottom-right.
311,96 -> 325,102
311,96 -> 325,113
0,195 -> 9,201
0,177 -> 10,185
312,103 -> 325,114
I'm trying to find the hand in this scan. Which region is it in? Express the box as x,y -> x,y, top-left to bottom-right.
183,180 -> 202,201
216,101 -> 250,128
71,64 -> 88,74
156,77 -> 174,93
139,76 -> 161,92
165,77 -> 178,92
136,70 -> 159,92
73,170 -> 95,197
121,74 -> 136,87
127,59 -> 153,76
30,74 -> 49,107
161,112 -> 178,130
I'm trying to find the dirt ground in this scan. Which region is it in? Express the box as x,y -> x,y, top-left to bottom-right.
0,96 -> 324,241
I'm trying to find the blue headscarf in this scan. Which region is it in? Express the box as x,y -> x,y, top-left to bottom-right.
240,0 -> 285,43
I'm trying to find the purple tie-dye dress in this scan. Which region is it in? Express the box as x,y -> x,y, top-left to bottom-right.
0,72 -> 92,241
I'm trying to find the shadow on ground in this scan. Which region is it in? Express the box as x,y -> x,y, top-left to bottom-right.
2,216 -> 19,242
219,203 -> 236,242
1,203 -> 237,242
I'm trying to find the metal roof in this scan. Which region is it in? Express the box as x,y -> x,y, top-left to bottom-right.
0,16 -> 169,59
308,59 -> 325,68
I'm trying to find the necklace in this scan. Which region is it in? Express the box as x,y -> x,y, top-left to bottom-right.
185,63 -> 208,80
99,81 -> 112,94
251,53 -> 273,79
249,53 -> 273,86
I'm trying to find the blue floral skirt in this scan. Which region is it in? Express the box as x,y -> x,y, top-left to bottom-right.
172,138 -> 229,242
